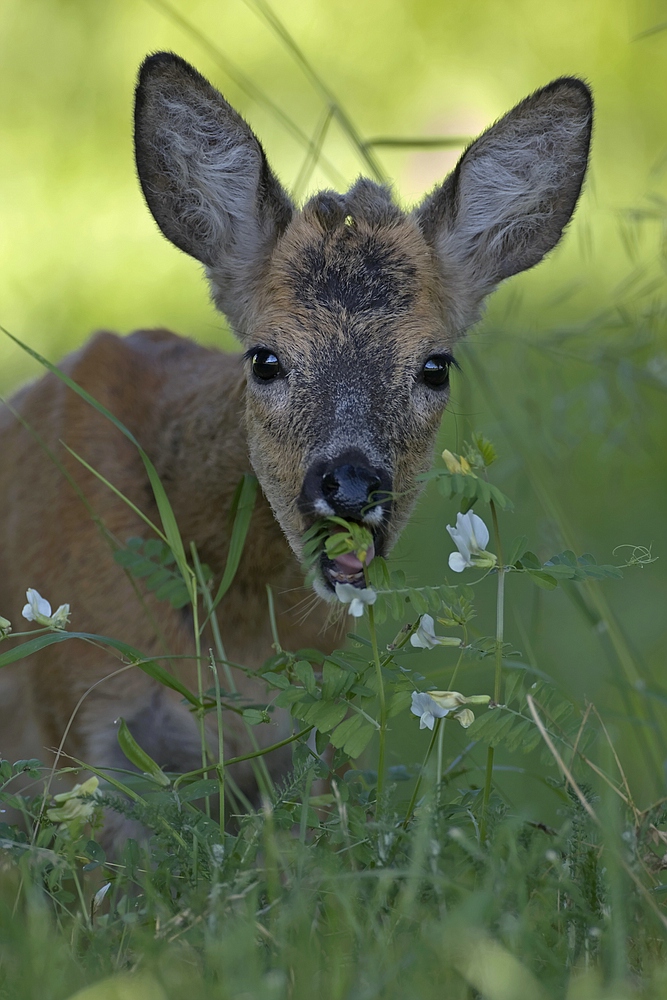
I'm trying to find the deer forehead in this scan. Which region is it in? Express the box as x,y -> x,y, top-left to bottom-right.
253,207 -> 452,364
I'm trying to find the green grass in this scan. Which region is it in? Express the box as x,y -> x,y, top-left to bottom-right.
3,2 -> 667,997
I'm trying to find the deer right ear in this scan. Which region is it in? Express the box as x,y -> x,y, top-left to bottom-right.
413,78 -> 593,327
134,52 -> 293,333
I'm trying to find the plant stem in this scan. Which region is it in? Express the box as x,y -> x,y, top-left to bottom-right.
209,651 -> 225,841
367,601 -> 387,815
172,726 -> 313,788
436,718 -> 445,806
189,545 -> 209,817
402,718 -> 441,828
480,500 -> 505,843
435,627 -> 467,806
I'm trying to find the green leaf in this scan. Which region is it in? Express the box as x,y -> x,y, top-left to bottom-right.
154,579 -> 190,606
488,483 -> 514,511
387,690 -> 412,719
507,535 -> 529,566
242,709 -> 269,725
527,571 -> 558,590
408,589 -> 429,615
113,549 -> 141,568
295,660 -> 317,696
145,568 -> 171,590
177,779 -> 220,803
81,839 -> 106,872
582,564 -> 623,580
330,714 -> 363,749
326,653 -> 359,672
211,474 -> 258,611
476,478 -> 491,503
539,564 -> 577,579
302,700 -> 348,733
343,722 -> 375,759
275,687 -> 310,707
504,670 -> 524,706
315,729 -> 330,755
0,631 -> 200,707
321,661 -> 350,700
261,671 -> 291,690
473,433 -> 497,467
117,719 -> 170,786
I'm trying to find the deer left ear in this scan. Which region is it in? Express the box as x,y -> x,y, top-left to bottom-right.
413,78 -> 593,314
134,52 -> 293,335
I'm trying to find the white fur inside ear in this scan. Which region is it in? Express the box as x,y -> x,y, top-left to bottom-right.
413,82 -> 592,327
439,107 -> 590,290
156,93 -> 262,261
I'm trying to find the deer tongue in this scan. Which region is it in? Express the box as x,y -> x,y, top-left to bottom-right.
332,543 -> 375,575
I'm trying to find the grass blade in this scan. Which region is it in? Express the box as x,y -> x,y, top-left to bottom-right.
0,630 -> 201,707
0,326 -> 193,595
210,473 -> 258,613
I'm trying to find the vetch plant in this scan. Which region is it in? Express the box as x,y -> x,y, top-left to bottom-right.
410,690 -> 490,730
335,582 -> 377,617
447,511 -> 497,572
46,776 -> 101,836
410,613 -> 461,649
22,587 -> 70,629
0,422 -> 654,969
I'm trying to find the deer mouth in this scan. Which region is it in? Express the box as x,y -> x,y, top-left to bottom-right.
319,527 -> 379,592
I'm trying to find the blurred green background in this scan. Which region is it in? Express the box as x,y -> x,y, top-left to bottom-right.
2,0 -> 667,813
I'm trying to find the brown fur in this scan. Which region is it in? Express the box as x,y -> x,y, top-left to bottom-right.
0,54 -> 593,843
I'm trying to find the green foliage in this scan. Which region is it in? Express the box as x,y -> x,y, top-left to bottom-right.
2,4 -> 667,993
513,547 -> 624,590
367,557 -> 476,624
468,675 -> 594,766
421,465 -> 514,512
114,536 -> 201,609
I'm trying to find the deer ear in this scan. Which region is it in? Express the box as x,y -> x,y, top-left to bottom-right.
413,78 -> 592,317
134,52 -> 293,333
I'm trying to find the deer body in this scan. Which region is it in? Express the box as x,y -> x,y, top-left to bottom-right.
0,330 -> 328,808
0,54 -> 593,838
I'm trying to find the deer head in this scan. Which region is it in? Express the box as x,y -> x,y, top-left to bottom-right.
134,53 -> 592,597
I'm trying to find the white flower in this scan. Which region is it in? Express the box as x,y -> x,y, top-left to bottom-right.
22,588 -> 70,629
334,582 -> 377,618
446,511 -> 497,572
410,614 -> 461,649
411,691 -> 450,730
92,882 -> 112,915
410,689 -> 491,730
0,615 -> 11,639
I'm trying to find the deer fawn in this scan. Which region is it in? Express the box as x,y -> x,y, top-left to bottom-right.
0,53 -> 592,841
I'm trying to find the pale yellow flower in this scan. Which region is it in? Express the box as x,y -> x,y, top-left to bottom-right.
442,449 -> 474,476
47,776 -> 100,834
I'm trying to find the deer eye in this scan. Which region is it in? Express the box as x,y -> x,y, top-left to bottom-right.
422,355 -> 452,389
251,349 -> 282,381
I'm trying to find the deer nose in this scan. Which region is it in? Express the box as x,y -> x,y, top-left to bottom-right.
320,464 -> 382,518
